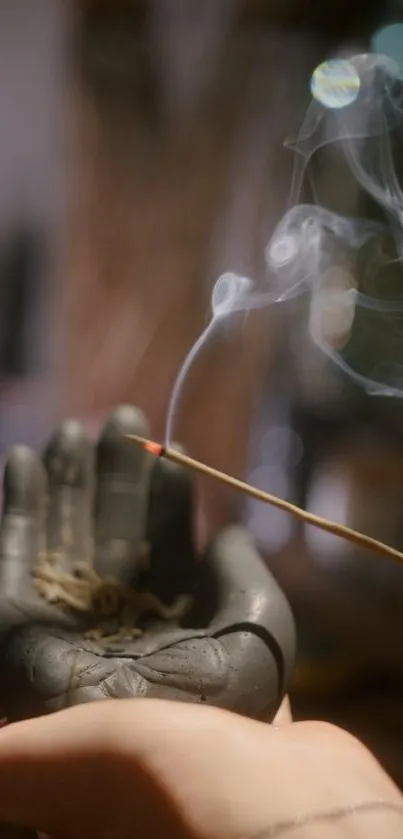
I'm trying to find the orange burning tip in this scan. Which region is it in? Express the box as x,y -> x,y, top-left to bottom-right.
145,440 -> 165,456
127,434 -> 165,457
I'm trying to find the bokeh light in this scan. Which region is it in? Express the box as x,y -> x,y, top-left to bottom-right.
310,58 -> 360,109
372,23 -> 403,79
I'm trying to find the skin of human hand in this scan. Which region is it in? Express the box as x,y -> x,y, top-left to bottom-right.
0,698 -> 401,839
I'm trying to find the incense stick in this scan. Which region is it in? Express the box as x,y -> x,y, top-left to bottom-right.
127,433 -> 403,566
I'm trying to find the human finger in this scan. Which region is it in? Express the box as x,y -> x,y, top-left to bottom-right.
0,700 -> 401,839
0,700 -> 200,838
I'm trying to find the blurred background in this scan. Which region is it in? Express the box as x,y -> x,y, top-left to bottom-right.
3,0 -> 403,786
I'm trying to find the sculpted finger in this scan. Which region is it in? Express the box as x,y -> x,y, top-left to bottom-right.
196,525 -> 296,720
94,405 -> 152,583
42,420 -> 94,571
147,444 -> 197,604
0,446 -> 46,597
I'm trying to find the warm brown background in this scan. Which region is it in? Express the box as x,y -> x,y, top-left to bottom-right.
3,0 -> 403,789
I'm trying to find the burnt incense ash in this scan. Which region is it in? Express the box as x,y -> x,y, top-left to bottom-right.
33,546 -> 192,643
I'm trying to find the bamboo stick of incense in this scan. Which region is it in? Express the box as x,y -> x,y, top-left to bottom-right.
127,433 -> 403,566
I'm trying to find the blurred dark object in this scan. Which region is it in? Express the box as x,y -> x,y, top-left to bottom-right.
0,230 -> 45,378
0,828 -> 36,839
79,0 -> 383,39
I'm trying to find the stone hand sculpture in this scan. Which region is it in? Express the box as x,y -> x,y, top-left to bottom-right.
0,405 -> 295,722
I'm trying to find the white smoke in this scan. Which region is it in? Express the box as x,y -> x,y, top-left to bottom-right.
166,53 -> 403,442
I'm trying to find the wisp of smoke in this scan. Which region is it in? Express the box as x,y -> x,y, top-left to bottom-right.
165,53 -> 403,444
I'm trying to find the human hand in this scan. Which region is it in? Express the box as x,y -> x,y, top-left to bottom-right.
0,698 -> 401,839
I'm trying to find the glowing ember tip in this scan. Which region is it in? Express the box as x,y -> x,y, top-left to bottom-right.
126,434 -> 164,456
144,440 -> 164,457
